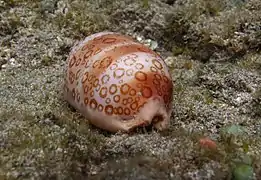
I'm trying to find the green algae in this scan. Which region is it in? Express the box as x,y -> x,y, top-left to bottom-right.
233,164 -> 254,180
165,0 -> 261,62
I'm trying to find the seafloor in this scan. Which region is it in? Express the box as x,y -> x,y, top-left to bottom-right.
0,0 -> 260,179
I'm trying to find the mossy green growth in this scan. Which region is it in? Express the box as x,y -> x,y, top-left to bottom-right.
219,125 -> 249,154
53,1 -> 108,39
232,164 -> 254,180
221,125 -> 246,138
2,0 -> 23,7
237,53 -> 261,72
165,0 -> 261,62
183,60 -> 193,70
142,0 -> 149,9
172,46 -> 185,56
0,12 -> 23,36
203,90 -> 214,104
217,124 -> 259,174
0,109 -> 105,179
252,88 -> 261,117
41,55 -> 53,66
38,0 -> 58,14
2,0 -> 39,8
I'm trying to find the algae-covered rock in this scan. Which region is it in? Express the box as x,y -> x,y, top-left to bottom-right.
221,124 -> 247,137
233,164 -> 254,180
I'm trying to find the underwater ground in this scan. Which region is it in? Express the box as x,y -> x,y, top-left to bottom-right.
0,0 -> 261,179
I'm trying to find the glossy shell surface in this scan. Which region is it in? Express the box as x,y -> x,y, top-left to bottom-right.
64,32 -> 173,132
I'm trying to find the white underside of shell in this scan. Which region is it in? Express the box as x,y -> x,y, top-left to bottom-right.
79,96 -> 170,132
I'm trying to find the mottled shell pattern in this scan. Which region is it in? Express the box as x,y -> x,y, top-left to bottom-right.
63,32 -> 173,132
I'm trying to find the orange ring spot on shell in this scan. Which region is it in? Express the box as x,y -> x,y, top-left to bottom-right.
93,79 -> 99,87
109,84 -> 117,94
154,74 -> 162,80
99,87 -> 107,98
120,83 -> 131,95
69,71 -> 75,84
161,70 -> 166,75
93,60 -> 100,68
130,101 -> 138,110
105,98 -> 111,104
76,58 -> 82,66
163,75 -> 169,83
110,63 -> 118,70
114,68 -> 125,79
84,97 -> 89,106
117,107 -> 123,115
128,53 -> 139,59
95,84 -> 101,92
105,105 -> 114,115
113,95 -> 120,103
113,107 -> 118,114
141,86 -> 152,98
126,69 -> 134,76
76,69 -> 81,80
84,85 -> 89,94
153,79 -> 160,86
98,104 -> 104,112
152,59 -> 163,69
124,58 -> 136,66
94,48 -> 102,55
150,66 -> 157,72
84,59 -> 91,68
122,98 -> 128,105
135,71 -> 147,81
162,85 -> 167,92
101,74 -> 110,84
124,108 -> 131,115
102,37 -> 117,44
84,50 -> 93,59
129,89 -> 136,96
135,63 -> 144,70
69,56 -> 76,68
81,58 -> 86,65
81,44 -> 95,51
89,99 -> 98,110
100,56 -> 113,69
88,74 -> 94,82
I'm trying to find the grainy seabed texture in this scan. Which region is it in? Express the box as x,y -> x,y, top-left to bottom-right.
0,0 -> 261,179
